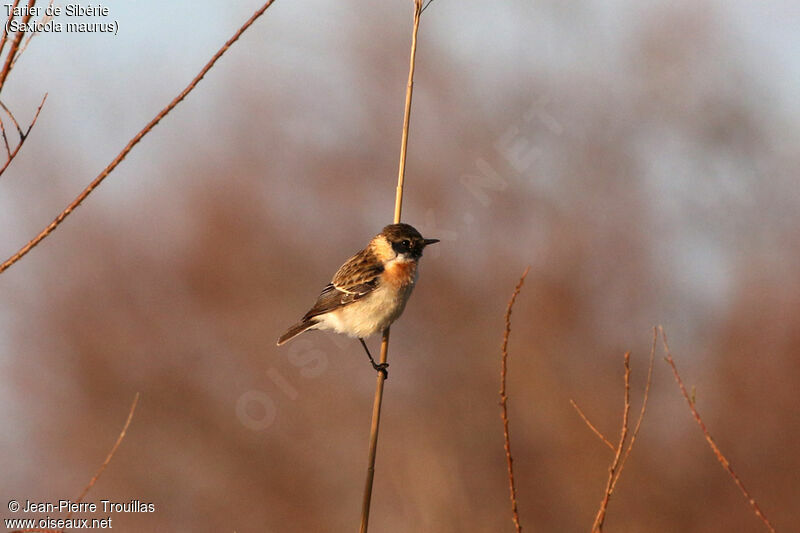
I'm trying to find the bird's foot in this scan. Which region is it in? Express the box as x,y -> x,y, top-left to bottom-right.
371,361 -> 389,380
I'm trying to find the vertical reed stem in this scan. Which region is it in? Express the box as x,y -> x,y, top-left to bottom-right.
360,2 -> 424,531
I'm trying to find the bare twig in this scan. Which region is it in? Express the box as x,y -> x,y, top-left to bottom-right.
611,327 -> 657,492
499,266 -> 530,533
10,0 -> 54,69
0,0 -> 36,93
0,119 -> 11,158
0,0 -> 22,60
0,93 -> 47,176
0,99 -> 24,138
420,0 -> 436,15
0,0 -> 278,276
360,2 -> 425,531
591,352 -> 632,532
69,393 -> 140,517
14,393 -> 140,533
660,327 -> 777,533
570,399 -> 614,451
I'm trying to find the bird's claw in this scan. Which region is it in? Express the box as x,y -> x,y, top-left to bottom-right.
372,361 -> 389,379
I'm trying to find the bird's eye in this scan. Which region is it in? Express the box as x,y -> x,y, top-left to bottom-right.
401,239 -> 411,249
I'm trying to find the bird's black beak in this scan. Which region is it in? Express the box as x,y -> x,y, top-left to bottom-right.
423,238 -> 440,247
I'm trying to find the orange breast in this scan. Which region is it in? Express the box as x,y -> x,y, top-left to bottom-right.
383,260 -> 417,287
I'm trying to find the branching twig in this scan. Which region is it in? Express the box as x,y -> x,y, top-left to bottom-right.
360,2 -> 426,531
591,353 -> 632,532
420,0 -> 436,15
572,329 -> 656,506
0,93 -> 47,177
499,266 -> 530,533
0,0 -> 278,276
611,327 -> 656,492
660,327 -> 777,533
0,99 -> 24,137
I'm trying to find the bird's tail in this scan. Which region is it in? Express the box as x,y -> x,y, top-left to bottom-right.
277,319 -> 317,346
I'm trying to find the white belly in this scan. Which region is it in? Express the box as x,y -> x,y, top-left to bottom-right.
315,282 -> 415,338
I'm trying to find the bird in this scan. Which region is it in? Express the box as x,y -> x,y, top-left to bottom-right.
277,223 -> 439,378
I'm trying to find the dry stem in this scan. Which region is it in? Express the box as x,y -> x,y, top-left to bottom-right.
360,329 -> 390,533
360,2 -> 426,531
660,327 -> 777,533
500,266 -> 530,532
0,0 -> 278,276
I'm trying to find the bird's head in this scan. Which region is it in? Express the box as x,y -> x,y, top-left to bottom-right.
377,223 -> 439,262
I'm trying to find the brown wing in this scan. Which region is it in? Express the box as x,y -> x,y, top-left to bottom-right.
301,248 -> 383,320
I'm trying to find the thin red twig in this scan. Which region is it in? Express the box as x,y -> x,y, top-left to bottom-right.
570,399 -> 614,451
69,393 -> 140,516
591,352 -> 631,532
611,327 -> 657,492
500,266 -> 530,533
0,0 -> 279,276
660,327 -> 777,533
14,393 -> 140,533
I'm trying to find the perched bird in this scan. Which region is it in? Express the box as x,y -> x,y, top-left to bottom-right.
277,223 -> 438,378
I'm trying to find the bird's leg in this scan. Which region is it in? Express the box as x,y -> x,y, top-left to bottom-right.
359,338 -> 389,379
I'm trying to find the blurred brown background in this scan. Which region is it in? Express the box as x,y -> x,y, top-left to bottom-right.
1,0 -> 799,531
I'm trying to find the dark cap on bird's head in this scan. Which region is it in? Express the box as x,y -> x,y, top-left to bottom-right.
381,223 -> 439,258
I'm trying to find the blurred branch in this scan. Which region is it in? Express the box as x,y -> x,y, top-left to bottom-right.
360,2 -> 426,531
0,0 -> 36,93
499,266 -> 530,533
0,93 -> 47,177
9,0 -> 54,70
0,0 -> 22,60
660,327 -> 777,533
0,0 -> 279,276
591,352 -> 632,532
13,393 -> 140,533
